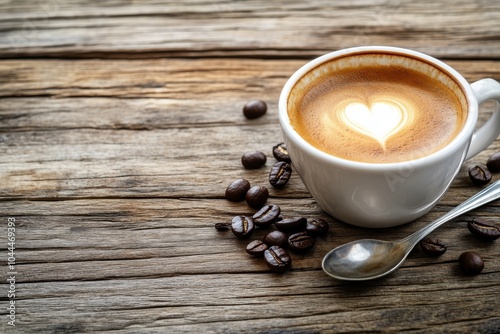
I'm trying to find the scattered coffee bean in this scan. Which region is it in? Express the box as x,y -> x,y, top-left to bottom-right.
269,161 -> 292,188
275,217 -> 307,233
246,240 -> 268,257
263,230 -> 288,248
241,151 -> 267,169
214,222 -> 231,231
231,215 -> 255,239
225,178 -> 251,202
306,218 -> 329,237
253,204 -> 281,227
459,251 -> 484,275
222,138 -> 337,276
468,164 -> 492,186
486,152 -> 500,173
243,99 -> 267,119
272,142 -> 291,163
288,232 -> 316,253
245,185 -> 269,209
467,218 -> 500,241
419,237 -> 447,256
264,246 -> 292,273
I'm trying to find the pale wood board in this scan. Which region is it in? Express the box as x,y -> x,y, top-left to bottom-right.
0,0 -> 499,58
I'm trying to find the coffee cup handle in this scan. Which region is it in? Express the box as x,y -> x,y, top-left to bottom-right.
466,78 -> 500,160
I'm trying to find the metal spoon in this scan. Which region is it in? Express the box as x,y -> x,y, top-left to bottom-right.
322,180 -> 500,281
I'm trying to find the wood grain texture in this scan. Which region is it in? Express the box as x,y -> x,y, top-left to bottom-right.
1,1 -> 500,333
1,59 -> 499,200
0,0 -> 499,59
1,57 -> 500,333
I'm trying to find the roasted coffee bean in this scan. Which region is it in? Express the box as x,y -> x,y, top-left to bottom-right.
459,251 -> 484,275
253,204 -> 281,227
214,222 -> 231,231
241,151 -> 267,169
275,217 -> 307,233
243,99 -> 267,119
245,185 -> 269,209
419,237 -> 447,256
269,161 -> 292,188
487,152 -> 500,173
264,246 -> 291,273
225,178 -> 251,202
272,142 -> 291,163
288,232 -> 315,253
306,218 -> 329,237
467,218 -> 500,241
246,240 -> 268,257
231,215 -> 255,239
468,164 -> 492,186
263,230 -> 288,248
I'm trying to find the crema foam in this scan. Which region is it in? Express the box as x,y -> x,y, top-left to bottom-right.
288,53 -> 467,163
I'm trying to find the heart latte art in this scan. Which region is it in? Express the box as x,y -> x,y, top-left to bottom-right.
288,56 -> 467,163
336,99 -> 412,150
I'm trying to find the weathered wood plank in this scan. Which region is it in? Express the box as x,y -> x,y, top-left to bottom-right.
1,59 -> 499,99
3,272 -> 498,332
0,59 -> 292,99
0,0 -> 499,58
1,123 -> 499,200
1,194 -> 499,284
1,59 -> 499,201
1,198 -> 499,331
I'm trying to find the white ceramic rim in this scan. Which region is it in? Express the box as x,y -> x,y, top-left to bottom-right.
278,46 -> 478,171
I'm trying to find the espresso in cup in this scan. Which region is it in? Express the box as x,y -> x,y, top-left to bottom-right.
287,53 -> 468,163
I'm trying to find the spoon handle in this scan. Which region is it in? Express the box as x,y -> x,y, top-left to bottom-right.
405,180 -> 500,247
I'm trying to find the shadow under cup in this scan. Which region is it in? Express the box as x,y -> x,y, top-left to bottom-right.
279,47 -> 476,228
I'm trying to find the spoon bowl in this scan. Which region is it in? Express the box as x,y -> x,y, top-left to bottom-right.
322,180 -> 500,281
322,239 -> 409,281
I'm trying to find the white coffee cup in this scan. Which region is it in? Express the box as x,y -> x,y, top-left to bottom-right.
279,46 -> 500,228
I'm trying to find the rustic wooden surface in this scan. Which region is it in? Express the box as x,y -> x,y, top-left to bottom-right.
1,1 -> 500,333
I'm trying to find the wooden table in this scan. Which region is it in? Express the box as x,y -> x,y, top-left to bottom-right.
1,1 -> 500,332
